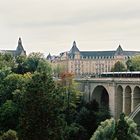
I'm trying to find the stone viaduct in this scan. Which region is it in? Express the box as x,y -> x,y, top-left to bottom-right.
76,77 -> 140,130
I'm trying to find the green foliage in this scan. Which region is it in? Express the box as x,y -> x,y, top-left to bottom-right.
60,72 -> 82,124
76,106 -> 97,136
116,113 -> 140,140
23,52 -> 44,73
0,129 -> 18,140
126,58 -> 134,71
0,100 -> 18,131
0,74 -> 26,105
36,59 -> 52,74
0,68 -> 12,95
0,68 -> 12,81
76,100 -> 111,139
19,72 -> 65,140
90,118 -> 115,140
53,65 -> 65,78
12,52 -> 52,75
126,55 -> 140,71
97,106 -> 111,125
0,54 -> 15,70
111,61 -> 126,72
115,113 -> 129,140
85,99 -> 99,112
0,52 -> 124,140
13,55 -> 26,74
125,117 -> 140,140
90,113 -> 140,140
64,123 -> 88,140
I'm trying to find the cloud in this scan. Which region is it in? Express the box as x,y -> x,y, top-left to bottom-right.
0,0 -> 140,55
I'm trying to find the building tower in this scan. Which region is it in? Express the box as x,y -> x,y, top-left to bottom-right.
16,37 -> 26,56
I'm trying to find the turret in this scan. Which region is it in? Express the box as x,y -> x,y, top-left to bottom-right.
16,37 -> 26,56
69,41 -> 80,54
115,45 -> 124,56
47,53 -> 52,60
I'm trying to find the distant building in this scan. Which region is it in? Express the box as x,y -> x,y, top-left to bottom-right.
0,37 -> 26,57
47,41 -> 140,76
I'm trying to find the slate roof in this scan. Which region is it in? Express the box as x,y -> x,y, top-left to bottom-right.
68,42 -> 140,58
80,50 -> 140,58
123,51 -> 140,56
80,51 -> 116,58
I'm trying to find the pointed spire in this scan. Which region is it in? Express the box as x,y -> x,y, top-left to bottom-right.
115,44 -> 123,55
16,37 -> 26,56
73,41 -> 76,47
47,53 -> 52,60
69,41 -> 80,54
16,37 -> 24,50
18,37 -> 22,45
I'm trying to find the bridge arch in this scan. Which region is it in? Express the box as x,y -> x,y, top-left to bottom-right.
129,103 -> 140,135
124,86 -> 132,115
133,86 -> 140,109
92,85 -> 109,108
116,85 -> 123,119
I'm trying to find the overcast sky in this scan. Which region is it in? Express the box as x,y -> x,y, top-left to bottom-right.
0,0 -> 140,56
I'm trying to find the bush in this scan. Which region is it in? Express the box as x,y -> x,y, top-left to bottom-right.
0,129 -> 18,140
90,113 -> 140,140
64,123 -> 88,140
90,118 -> 115,140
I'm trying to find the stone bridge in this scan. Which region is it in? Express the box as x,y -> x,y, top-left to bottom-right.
76,77 -> 140,126
129,103 -> 140,134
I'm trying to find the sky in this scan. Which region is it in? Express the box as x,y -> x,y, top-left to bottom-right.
0,0 -> 140,56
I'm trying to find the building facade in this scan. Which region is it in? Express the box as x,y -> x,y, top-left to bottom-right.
48,41 -> 140,77
0,37 -> 26,57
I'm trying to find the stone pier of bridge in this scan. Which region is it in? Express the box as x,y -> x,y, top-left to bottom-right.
76,78 -> 140,120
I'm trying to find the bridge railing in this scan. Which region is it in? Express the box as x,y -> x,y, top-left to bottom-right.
75,77 -> 140,82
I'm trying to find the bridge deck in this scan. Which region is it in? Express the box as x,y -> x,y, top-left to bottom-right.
76,78 -> 140,83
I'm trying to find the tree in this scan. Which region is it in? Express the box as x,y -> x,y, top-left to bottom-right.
125,117 -> 140,140
19,72 -> 66,140
60,72 -> 82,124
23,52 -> 44,73
90,118 -> 115,140
0,129 -> 18,140
64,123 -> 88,140
53,65 -> 65,78
76,107 -> 97,138
77,101 -> 99,134
76,100 -> 111,139
90,113 -> 140,140
111,61 -> 126,72
0,100 -> 18,131
0,67 -> 12,84
115,113 -> 140,140
126,58 -> 134,71
36,59 -> 52,74
0,53 -> 15,70
13,53 -> 52,74
115,113 -> 129,140
0,74 -> 26,105
12,55 -> 26,74
126,55 -> 140,71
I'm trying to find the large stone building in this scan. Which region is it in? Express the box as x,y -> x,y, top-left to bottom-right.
47,41 -> 140,76
0,37 -> 26,57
